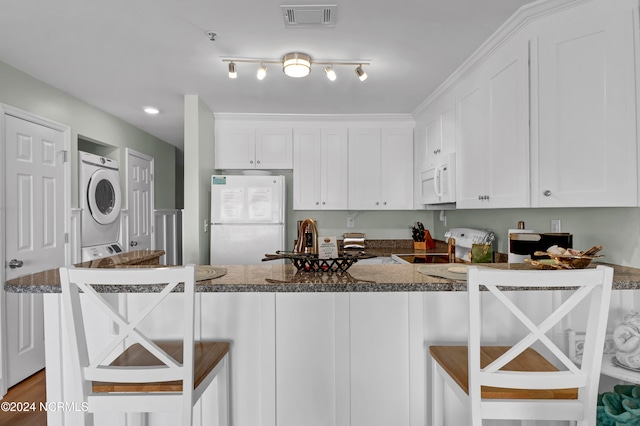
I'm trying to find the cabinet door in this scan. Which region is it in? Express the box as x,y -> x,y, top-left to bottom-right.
350,293 -> 411,426
380,128 -> 413,209
293,128 -> 322,209
321,128 -> 349,209
455,75 -> 489,208
275,294 -> 349,426
534,1 -> 637,207
440,98 -> 456,155
485,37 -> 530,208
424,113 -> 441,171
348,128 -> 382,209
256,127 -> 293,169
215,127 -> 255,169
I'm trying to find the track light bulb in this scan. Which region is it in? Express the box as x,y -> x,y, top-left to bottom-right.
324,66 -> 337,81
228,62 -> 237,79
257,64 -> 267,80
355,65 -> 367,81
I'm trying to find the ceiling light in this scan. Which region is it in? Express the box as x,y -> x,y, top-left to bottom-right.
355,65 -> 367,81
143,107 -> 160,115
324,66 -> 336,81
220,53 -> 371,80
257,64 -> 268,80
228,62 -> 237,79
283,52 -> 311,78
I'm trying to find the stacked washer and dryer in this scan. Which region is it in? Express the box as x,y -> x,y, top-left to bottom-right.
79,151 -> 124,261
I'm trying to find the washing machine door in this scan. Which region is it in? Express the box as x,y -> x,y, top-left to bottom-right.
87,169 -> 121,225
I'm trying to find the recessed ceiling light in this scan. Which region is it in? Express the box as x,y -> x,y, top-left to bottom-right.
143,107 -> 160,115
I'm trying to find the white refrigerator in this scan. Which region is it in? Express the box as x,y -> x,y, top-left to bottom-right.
210,175 -> 286,264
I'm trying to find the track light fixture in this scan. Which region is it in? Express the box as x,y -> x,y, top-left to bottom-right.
355,65 -> 367,81
221,52 -> 370,81
228,62 -> 237,79
257,64 -> 268,80
324,66 -> 337,81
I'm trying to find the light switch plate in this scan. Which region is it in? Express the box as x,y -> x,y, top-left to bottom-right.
551,219 -> 561,233
347,217 -> 355,228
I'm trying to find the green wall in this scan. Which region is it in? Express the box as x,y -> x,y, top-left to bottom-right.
183,95 -> 215,264
0,60 -> 177,209
432,207 -> 640,267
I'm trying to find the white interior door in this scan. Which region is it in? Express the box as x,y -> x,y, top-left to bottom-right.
126,149 -> 154,251
4,112 -> 67,388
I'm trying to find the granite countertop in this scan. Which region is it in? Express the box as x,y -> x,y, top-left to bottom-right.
4,249 -> 166,293
6,261 -> 640,294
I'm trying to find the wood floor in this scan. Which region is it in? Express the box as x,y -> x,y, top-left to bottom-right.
0,369 -> 47,425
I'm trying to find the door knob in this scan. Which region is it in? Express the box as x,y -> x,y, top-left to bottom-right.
8,259 -> 24,269
543,190 -> 552,197
130,241 -> 138,247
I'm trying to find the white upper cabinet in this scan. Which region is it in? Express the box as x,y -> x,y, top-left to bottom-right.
293,127 -> 348,210
348,127 -> 413,210
423,95 -> 456,171
532,0 -> 637,207
216,126 -> 293,169
456,35 -> 530,209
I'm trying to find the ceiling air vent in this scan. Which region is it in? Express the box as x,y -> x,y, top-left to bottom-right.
280,4 -> 337,27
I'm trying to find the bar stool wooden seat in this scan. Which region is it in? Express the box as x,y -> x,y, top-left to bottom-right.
59,264 -> 230,426
430,265 -> 613,426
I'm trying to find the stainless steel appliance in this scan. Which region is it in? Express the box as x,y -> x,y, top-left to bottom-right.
444,227 -> 495,261
508,232 -> 573,263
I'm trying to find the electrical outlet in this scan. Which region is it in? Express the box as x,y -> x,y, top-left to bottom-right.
551,219 -> 561,233
347,217 -> 355,228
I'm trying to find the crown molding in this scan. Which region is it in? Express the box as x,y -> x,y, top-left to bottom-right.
412,0 -> 592,117
213,112 -> 415,125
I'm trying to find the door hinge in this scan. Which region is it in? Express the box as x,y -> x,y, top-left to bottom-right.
150,173 -> 154,182
64,233 -> 69,243
58,150 -> 69,163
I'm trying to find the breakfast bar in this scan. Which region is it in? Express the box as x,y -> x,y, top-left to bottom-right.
6,258 -> 640,426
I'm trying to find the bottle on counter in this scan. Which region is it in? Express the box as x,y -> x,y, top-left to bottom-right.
448,237 -> 456,263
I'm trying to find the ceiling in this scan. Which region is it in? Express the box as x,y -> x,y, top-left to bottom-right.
0,0 -> 536,150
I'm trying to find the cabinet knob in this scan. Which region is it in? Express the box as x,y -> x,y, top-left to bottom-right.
383,201 -> 387,205
315,202 -> 320,205
375,202 -> 380,205
478,195 -> 482,200
322,201 -> 326,205
250,160 -> 254,164
543,190 -> 552,197
257,160 -> 261,165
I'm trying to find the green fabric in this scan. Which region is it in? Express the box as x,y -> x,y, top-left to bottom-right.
598,386 -> 640,425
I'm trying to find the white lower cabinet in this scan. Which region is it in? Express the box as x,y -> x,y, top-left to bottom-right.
275,294 -> 350,426
349,293 -> 412,426
532,0 -> 637,207
274,292 -> 421,426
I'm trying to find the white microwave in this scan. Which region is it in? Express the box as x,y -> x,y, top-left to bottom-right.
419,152 -> 456,205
